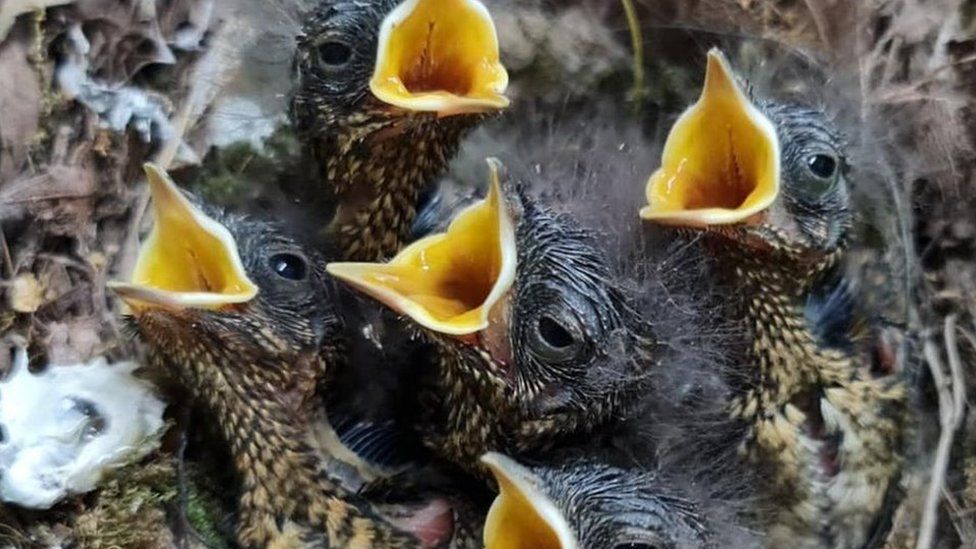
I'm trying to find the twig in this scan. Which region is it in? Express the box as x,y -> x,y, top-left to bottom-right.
620,0 -> 647,112
115,190 -> 151,290
872,55 -> 976,105
942,485 -> 976,545
0,227 -> 12,279
800,0 -> 831,49
918,315 -> 967,549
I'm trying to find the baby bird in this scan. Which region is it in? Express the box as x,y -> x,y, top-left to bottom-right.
110,165 -> 422,548
327,159 -> 656,473
291,0 -> 509,261
640,50 -> 906,548
479,452 -> 712,549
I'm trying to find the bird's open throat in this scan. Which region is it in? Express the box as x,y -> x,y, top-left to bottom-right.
332,211 -> 507,325
125,230 -> 254,308
163,248 -> 216,293
641,51 -> 780,226
327,168 -> 516,336
644,123 -> 777,223
110,164 -> 257,310
399,23 -> 473,96
370,0 -> 509,114
676,143 -> 755,211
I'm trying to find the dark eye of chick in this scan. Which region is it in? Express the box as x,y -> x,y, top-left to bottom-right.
538,316 -> 575,349
528,314 -> 583,363
270,253 -> 308,281
807,153 -> 837,179
316,41 -> 353,68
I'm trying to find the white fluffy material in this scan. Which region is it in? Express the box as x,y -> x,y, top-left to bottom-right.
0,346 -> 165,509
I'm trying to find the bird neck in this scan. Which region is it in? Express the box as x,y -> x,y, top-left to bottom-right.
426,344 -> 595,475
719,245 -> 850,406
714,243 -> 906,546
319,116 -> 476,261
427,352 -> 509,469
162,352 -> 409,547
179,356 -> 325,501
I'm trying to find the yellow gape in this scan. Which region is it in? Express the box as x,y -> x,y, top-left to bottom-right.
482,453 -> 577,549
370,0 -> 509,115
109,164 -> 257,310
327,160 -> 516,336
641,49 -> 781,226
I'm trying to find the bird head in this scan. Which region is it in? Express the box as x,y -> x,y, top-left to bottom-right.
291,0 -> 509,140
328,159 -> 653,450
110,164 -> 341,392
640,49 -> 851,263
480,453 -> 707,549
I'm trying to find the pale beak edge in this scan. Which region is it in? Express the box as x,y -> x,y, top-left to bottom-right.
481,452 -> 578,549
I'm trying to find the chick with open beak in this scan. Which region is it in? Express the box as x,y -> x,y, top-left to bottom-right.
291,0 -> 509,261
328,159 -> 654,473
111,165 -> 423,548
640,50 -> 906,548
480,453 -> 714,549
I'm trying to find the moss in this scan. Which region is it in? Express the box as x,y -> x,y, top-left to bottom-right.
72,458 -> 178,549
184,482 -> 232,549
190,125 -> 306,210
30,9 -> 71,150
69,455 -> 235,549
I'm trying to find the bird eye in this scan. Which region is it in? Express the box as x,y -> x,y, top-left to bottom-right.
538,316 -> 574,348
799,153 -> 842,200
315,41 -> 353,68
528,314 -> 582,362
270,253 -> 308,281
807,154 -> 837,179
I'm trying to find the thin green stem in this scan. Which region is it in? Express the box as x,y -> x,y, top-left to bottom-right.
621,0 -> 647,111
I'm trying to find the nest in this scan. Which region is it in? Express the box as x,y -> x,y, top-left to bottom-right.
0,0 -> 974,546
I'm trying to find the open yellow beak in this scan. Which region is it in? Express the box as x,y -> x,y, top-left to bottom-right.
327,160 -> 516,336
108,164 -> 258,310
640,49 -> 780,226
481,453 -> 577,549
369,0 -> 509,116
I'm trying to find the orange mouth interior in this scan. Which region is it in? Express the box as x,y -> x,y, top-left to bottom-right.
108,164 -> 257,310
482,453 -> 576,549
641,49 -> 780,226
370,0 -> 509,115
327,160 -> 516,335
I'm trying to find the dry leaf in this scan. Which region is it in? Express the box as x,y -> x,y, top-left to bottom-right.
0,25 -> 41,184
9,273 -> 44,313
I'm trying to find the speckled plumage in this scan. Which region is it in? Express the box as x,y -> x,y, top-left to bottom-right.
124,208 -> 419,548
689,101 -> 908,548
290,0 -> 490,261
412,181 -> 656,473
723,244 -> 905,548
